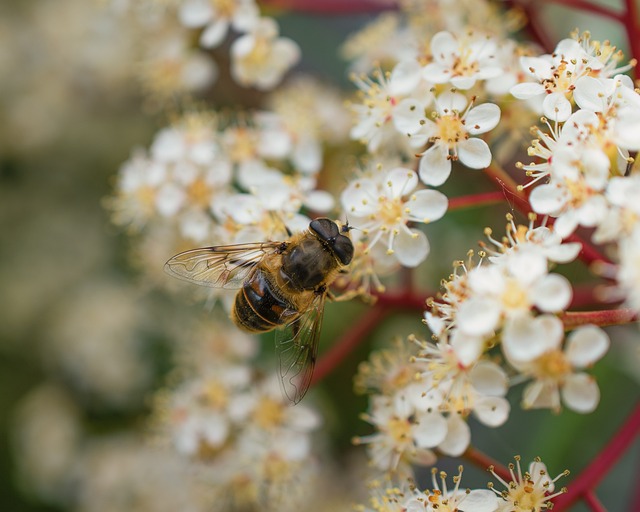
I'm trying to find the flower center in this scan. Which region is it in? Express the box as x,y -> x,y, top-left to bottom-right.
226,128 -> 257,163
436,115 -> 466,149
501,278 -> 529,311
253,397 -> 284,429
543,61 -> 573,93
533,349 -> 571,380
187,178 -> 213,207
507,480 -> 548,511
200,380 -> 228,409
451,45 -> 479,77
241,36 -> 271,69
387,417 -> 412,445
378,196 -> 405,227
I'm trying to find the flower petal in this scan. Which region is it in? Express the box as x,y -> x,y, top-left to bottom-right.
473,396 -> 510,427
565,325 -> 610,368
502,314 -> 563,363
562,373 -> 600,413
394,228 -> 430,267
437,414 -> 470,456
406,189 -> 448,222
531,273 -> 573,312
457,138 -> 492,169
419,146 -> 452,186
465,103 -> 501,135
413,411 -> 448,448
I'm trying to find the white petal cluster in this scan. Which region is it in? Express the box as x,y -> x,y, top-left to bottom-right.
488,456 -> 569,511
357,467 -> 500,512
349,57 -> 503,187
516,37 -> 640,240
425,218 -> 609,413
158,320 -> 323,509
230,17 -> 300,91
512,33 -> 640,310
178,0 -> 259,49
111,110 -> 333,247
342,166 -> 448,268
510,33 -> 634,122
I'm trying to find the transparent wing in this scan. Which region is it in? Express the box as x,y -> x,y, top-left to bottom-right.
275,293 -> 326,404
164,241 -> 283,289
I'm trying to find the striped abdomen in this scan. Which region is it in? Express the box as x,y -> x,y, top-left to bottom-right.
232,267 -> 297,333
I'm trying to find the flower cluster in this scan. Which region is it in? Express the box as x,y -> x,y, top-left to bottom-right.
512,31 -> 640,311
426,216 -> 610,413
109,96 -> 346,257
153,319 -> 324,512
355,216 -> 610,478
355,458 -> 568,512
8,0 -> 639,511
112,0 -> 299,101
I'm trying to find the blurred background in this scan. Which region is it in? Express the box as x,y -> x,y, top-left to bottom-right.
1,1 -> 639,511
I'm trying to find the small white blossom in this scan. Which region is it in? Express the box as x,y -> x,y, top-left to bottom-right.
178,0 -> 259,48
342,167 -> 448,267
504,317 -> 609,413
230,17 -> 300,90
423,30 -> 503,90
489,456 -> 568,511
396,91 -> 500,186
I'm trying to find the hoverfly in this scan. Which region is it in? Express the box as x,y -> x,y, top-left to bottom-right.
164,218 -> 354,403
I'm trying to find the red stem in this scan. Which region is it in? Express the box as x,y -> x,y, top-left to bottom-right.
559,308 -> 638,329
463,446 -> 513,483
552,401 -> 640,510
261,0 -> 394,14
623,0 -> 640,65
312,304 -> 390,386
448,191 -> 507,211
373,290 -> 427,311
583,491 -> 608,512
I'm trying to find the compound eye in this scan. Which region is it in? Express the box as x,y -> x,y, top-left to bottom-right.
309,218 -> 339,241
333,235 -> 354,265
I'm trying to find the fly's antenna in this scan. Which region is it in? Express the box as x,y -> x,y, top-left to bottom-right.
341,216 -> 357,233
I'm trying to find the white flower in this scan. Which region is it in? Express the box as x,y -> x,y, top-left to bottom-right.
178,0 -> 259,48
230,17 -> 300,90
350,66 -> 433,154
489,456 -> 568,511
398,91 -> 500,186
168,365 -> 251,456
524,111 -> 617,237
423,30 -> 503,90
456,261 -> 572,339
423,466 -> 499,512
510,39 -> 591,121
341,167 -> 448,267
511,34 -> 634,121
504,317 -> 609,413
482,215 -> 582,267
356,393 -> 444,473
416,341 -> 510,432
